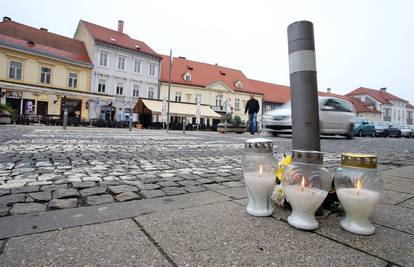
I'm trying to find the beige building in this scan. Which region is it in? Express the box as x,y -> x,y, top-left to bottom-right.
0,17 -> 111,124
158,55 -> 263,127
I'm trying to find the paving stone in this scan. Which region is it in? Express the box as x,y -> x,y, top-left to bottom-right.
142,184 -> 161,190
10,185 -> 40,194
40,184 -> 68,192
0,205 -> 9,216
114,192 -> 141,202
156,181 -> 179,188
139,190 -> 166,199
27,191 -> 52,202
202,184 -> 227,191
0,194 -> 26,206
371,203 -> 414,234
383,175 -> 414,194
222,181 -> 244,188
183,186 -> 206,193
136,201 -> 386,266
178,180 -> 200,186
0,220 -> 170,266
162,187 -> 186,196
82,176 -> 102,182
79,187 -> 107,197
48,198 -> 78,209
121,180 -> 144,188
86,194 -> 114,206
38,173 -> 61,181
0,188 -> 10,197
196,178 -> 214,184
10,203 -> 46,215
379,190 -> 413,205
72,181 -> 96,188
383,166 -> 414,180
52,188 -> 79,199
108,185 -> 139,194
399,197 -> 414,210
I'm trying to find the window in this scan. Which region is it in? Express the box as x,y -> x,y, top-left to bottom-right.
40,67 -> 51,84
183,72 -> 191,81
235,98 -> 240,110
265,105 -> 272,112
149,64 -> 156,76
398,110 -> 401,121
323,99 -> 352,112
68,73 -> 78,88
98,79 -> 106,93
215,95 -> 222,107
148,87 -> 154,99
9,61 -> 22,80
132,84 -> 140,97
195,94 -> 201,104
99,52 -> 108,67
117,56 -> 126,70
133,60 -> 141,73
116,82 -> 124,95
235,81 -> 243,89
175,92 -> 182,102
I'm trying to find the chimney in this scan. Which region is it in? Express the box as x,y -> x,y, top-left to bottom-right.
380,87 -> 387,92
3,16 -> 11,22
40,28 -> 48,32
117,20 -> 124,33
327,88 -> 331,93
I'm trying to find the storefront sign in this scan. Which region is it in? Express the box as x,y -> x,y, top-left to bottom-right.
6,91 -> 22,99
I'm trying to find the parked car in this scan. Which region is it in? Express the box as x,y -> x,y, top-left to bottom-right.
374,122 -> 401,137
353,118 -> 376,137
400,125 -> 412,138
263,97 -> 356,139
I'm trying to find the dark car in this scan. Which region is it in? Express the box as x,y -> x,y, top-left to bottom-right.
353,118 -> 375,137
374,122 -> 401,138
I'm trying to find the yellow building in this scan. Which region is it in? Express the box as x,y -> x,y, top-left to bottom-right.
0,17 -> 111,124
159,55 -> 263,127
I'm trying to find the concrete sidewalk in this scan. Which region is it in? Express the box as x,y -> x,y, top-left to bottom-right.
0,166 -> 413,266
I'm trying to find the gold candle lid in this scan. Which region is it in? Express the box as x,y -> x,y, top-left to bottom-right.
341,153 -> 377,169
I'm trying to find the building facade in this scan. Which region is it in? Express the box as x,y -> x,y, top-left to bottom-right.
159,56 -> 263,127
74,20 -> 161,122
347,87 -> 413,125
0,17 -> 105,124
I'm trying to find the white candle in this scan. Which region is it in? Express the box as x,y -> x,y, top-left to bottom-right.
244,165 -> 275,217
337,188 -> 379,217
285,185 -> 328,214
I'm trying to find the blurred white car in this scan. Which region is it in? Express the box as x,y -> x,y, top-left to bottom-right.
263,97 -> 356,139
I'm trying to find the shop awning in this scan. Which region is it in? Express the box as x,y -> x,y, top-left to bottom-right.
0,81 -> 113,101
133,99 -> 222,119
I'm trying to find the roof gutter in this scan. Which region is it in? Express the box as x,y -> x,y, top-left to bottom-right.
0,42 -> 93,68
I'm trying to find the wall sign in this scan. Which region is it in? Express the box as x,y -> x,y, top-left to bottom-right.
6,91 -> 22,99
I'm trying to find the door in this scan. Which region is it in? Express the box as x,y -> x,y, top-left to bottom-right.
61,99 -> 82,125
36,101 -> 48,116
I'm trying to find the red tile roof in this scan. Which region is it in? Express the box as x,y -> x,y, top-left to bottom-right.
346,87 -> 407,104
0,19 -> 91,65
248,79 -> 290,104
319,91 -> 381,113
80,20 -> 160,58
160,55 -> 261,94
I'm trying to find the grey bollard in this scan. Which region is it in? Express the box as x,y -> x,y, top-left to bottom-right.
287,21 -> 320,151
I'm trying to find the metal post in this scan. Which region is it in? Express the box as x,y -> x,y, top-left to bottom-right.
287,21 -> 320,151
63,108 -> 68,130
167,49 -> 172,132
224,115 -> 227,134
129,117 -> 132,131
182,117 -> 186,134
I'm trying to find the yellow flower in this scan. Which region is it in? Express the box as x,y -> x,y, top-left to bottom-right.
276,155 -> 292,181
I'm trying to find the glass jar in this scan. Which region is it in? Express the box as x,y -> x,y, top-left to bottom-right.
242,138 -> 277,216
334,153 -> 383,235
282,150 -> 332,230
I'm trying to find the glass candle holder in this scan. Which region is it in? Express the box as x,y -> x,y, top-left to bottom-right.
242,138 -> 277,217
282,150 -> 332,230
334,153 -> 383,235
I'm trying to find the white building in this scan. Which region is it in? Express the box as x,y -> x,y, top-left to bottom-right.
347,87 -> 413,125
74,20 -> 161,122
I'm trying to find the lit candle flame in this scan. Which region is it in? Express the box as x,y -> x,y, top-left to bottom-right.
356,178 -> 362,196
301,176 -> 305,192
259,164 -> 263,177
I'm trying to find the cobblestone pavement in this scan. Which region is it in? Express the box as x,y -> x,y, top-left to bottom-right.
1,125 -> 414,217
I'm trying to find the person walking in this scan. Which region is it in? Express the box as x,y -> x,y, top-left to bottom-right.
245,93 -> 260,134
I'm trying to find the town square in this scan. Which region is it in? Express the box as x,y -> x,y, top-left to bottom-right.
0,0 -> 414,266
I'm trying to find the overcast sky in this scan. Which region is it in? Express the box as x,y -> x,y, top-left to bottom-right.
3,0 -> 414,103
